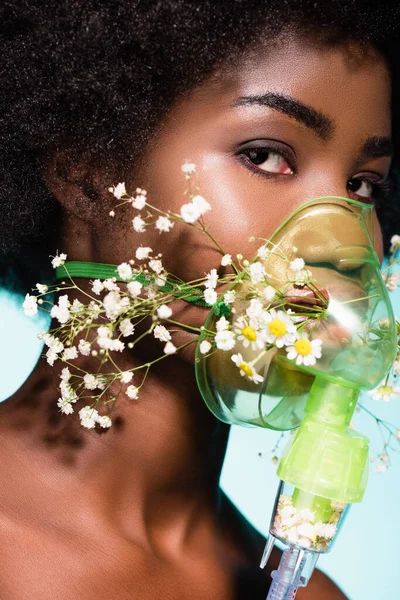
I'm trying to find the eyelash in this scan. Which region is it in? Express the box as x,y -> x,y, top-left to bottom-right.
238,145 -> 392,205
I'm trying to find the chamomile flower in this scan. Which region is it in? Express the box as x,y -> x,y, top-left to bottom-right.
370,383 -> 400,402
286,334 -> 323,366
234,316 -> 265,351
263,309 -> 297,348
231,353 -> 263,384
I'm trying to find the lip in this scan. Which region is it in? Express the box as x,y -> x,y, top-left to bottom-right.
283,284 -> 329,312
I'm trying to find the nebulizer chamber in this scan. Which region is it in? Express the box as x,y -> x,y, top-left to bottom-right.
195,197 -> 397,598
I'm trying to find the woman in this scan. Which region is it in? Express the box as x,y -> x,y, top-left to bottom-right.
0,1 -> 399,598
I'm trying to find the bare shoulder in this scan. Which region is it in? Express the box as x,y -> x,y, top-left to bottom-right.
219,492 -> 348,599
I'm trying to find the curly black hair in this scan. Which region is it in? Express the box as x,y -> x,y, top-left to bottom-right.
1,0 -> 400,293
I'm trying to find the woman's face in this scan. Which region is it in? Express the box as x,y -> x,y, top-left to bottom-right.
107,37 -> 392,286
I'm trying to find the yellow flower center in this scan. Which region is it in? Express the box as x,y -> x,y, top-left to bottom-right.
241,326 -> 257,342
378,385 -> 392,397
239,362 -> 253,377
268,318 -> 287,337
294,338 -> 312,356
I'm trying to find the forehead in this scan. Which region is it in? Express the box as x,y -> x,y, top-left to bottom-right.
170,37 -> 392,138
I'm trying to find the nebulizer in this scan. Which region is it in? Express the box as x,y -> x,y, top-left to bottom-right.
195,196 -> 398,599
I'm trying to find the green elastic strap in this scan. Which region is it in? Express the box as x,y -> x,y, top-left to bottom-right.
55,261 -> 230,314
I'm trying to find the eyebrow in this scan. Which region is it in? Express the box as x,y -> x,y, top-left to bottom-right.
231,92 -> 393,161
231,92 -> 334,140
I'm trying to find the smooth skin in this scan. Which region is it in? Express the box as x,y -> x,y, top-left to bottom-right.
0,36 -> 392,599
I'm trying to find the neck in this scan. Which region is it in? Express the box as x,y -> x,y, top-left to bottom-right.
1,326 -> 230,551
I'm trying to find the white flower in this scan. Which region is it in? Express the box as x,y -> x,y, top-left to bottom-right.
263,309 -> 297,348
117,262 -> 133,281
127,281 -> 143,297
51,295 -> 71,324
91,279 -> 104,294
224,290 -> 236,304
180,202 -> 201,223
120,371 -> 133,384
57,398 -> 74,415
83,374 -> 99,390
153,325 -> 171,342
132,215 -> 146,232
390,234 -> 400,253
286,334 -> 323,366
103,278 -> 119,292
149,259 -> 164,274
79,406 -> 99,429
234,316 -> 265,351
127,385 -> 139,400
119,318 -> 134,337
297,523 -> 317,542
199,340 -> 212,354
181,162 -> 197,175
289,258 -> 305,272
136,246 -> 152,260
23,294 -> 38,316
221,254 -> 232,267
204,268 -> 218,289
379,452 -> 389,464
36,283 -> 48,294
78,339 -> 91,356
383,272 -> 400,291
263,285 -> 276,302
216,316 -> 230,331
157,304 -> 172,319
51,252 -> 67,268
257,245 -> 270,261
97,415 -> 112,429
215,330 -> 236,351
249,262 -> 266,284
375,463 -> 387,473
70,299 -> 84,314
231,353 -> 263,384
110,339 -> 125,352
204,288 -> 217,305
192,195 -> 211,216
63,347 -> 78,360
60,367 -> 71,382
370,383 -> 400,402
132,193 -> 147,210
155,216 -> 174,233
103,291 -> 129,320
108,182 -> 126,199
298,508 -> 315,521
164,341 -> 177,355
294,269 -> 312,285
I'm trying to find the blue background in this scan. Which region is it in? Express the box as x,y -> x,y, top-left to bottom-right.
1,286 -> 399,599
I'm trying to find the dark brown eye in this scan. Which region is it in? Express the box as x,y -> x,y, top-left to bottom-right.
244,149 -> 293,175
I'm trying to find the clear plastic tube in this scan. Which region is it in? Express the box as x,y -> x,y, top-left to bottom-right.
266,546 -> 306,600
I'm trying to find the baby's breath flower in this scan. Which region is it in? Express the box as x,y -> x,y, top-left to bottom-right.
204,288 -> 217,305
132,215 -> 146,232
257,246 -> 269,261
390,234 -> 400,254
215,330 -> 235,351
231,353 -> 263,384
70,299 -> 84,314
119,318 -> 135,337
63,347 -> 78,360
97,415 -> 112,429
60,367 -> 71,382
289,258 -> 305,272
132,193 -> 147,210
57,398 -> 74,415
78,339 -> 91,356
117,263 -> 133,281
136,246 -> 152,260
110,339 -> 125,352
192,195 -> 211,216
263,285 -> 276,302
164,341 -> 177,355
153,325 -> 171,342
249,262 -> 266,284
51,295 -> 71,324
155,216 -> 174,233
181,162 -> 196,175
216,316 -> 230,331
51,252 -> 67,268
157,304 -> 172,319
103,291 -> 129,320
383,272 -> 400,291
180,202 -> 201,223
127,385 -> 139,400
109,182 -> 126,199
149,259 -> 164,274
83,374 -> 100,390
127,281 -> 143,297
199,340 -> 212,354
120,371 -> 133,384
79,406 -> 99,429
36,283 -> 48,294
224,290 -> 236,304
204,268 -> 218,289
103,278 -> 119,292
220,254 -> 232,267
23,294 -> 38,316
